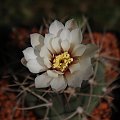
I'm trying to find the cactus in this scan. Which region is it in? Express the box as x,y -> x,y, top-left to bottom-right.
22,18 -> 105,120
5,17 -> 119,120
20,60 -> 105,120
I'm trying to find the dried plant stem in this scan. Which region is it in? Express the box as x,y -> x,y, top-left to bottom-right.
3,88 -> 21,92
17,103 -> 52,110
14,80 -> 49,103
63,93 -> 71,110
37,89 -> 107,99
83,17 -> 95,44
101,54 -> 120,61
93,57 -> 100,80
7,82 -> 31,87
16,89 -> 27,99
50,107 -> 63,120
25,88 -> 50,103
104,61 -> 120,72
43,107 -> 50,120
21,92 -> 26,118
77,92 -> 103,98
11,97 -> 22,119
63,111 -> 77,120
86,85 -> 93,111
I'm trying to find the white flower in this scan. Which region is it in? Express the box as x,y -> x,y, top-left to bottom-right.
22,19 -> 98,91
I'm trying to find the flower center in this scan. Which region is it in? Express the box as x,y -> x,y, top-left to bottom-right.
52,52 -> 73,72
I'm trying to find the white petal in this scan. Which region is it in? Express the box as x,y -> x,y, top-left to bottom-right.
35,73 -> 52,88
23,47 -> 37,61
49,20 -> 64,36
44,34 -> 55,53
65,71 -> 83,87
69,62 -> 80,73
79,58 -> 91,71
40,45 -> 51,58
47,70 -> 58,78
65,19 -> 78,30
66,58 -> 93,87
43,57 -> 52,68
71,44 -> 86,57
26,59 -> 45,73
51,37 -> 61,53
83,65 -> 93,80
30,33 -> 44,48
50,75 -> 67,91
36,57 -> 47,69
69,28 -> 82,45
79,58 -> 93,80
54,70 -> 64,75
82,44 -> 98,59
61,40 -> 70,51
60,29 -> 70,41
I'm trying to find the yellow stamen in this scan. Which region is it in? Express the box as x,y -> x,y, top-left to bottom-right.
52,52 -> 73,72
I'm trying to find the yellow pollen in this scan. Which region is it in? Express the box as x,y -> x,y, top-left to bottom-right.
52,52 -> 73,72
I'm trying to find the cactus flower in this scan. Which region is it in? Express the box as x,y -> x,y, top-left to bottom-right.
22,19 -> 98,91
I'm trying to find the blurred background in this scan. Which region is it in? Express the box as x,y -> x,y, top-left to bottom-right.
0,0 -> 120,120
0,0 -> 120,30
